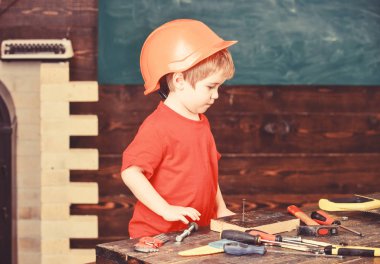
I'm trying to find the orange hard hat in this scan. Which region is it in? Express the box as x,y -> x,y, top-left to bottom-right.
140,19 -> 237,95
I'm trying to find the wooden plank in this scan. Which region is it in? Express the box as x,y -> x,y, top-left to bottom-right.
70,86 -> 380,154
71,154 -> 380,195
0,0 -> 97,27
70,111 -> 380,154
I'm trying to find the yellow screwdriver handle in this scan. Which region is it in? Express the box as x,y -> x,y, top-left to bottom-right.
325,245 -> 380,257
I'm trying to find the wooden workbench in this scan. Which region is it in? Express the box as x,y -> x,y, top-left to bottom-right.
96,208 -> 380,264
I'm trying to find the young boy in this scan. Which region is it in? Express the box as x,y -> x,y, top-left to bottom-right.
121,19 -> 237,238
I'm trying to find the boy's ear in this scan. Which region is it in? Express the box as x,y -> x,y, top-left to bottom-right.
172,72 -> 186,91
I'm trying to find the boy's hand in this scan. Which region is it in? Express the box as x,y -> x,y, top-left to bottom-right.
162,205 -> 201,224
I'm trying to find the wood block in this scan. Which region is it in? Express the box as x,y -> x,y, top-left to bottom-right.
67,149 -> 99,170
40,101 -> 69,119
40,62 -> 70,83
69,182 -> 98,204
210,210 -> 300,234
69,216 -> 98,238
41,254 -> 69,264
41,170 -> 69,186
41,204 -> 70,220
41,133 -> 69,151
41,152 -> 67,170
41,187 -> 67,203
41,83 -> 69,102
69,115 -> 98,136
68,81 -> 98,102
41,238 -> 69,253
41,221 -> 69,238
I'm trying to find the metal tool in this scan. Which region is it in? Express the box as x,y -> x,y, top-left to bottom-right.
248,230 -> 324,248
223,242 -> 342,258
311,210 -> 363,237
221,230 -> 314,252
134,233 -> 170,252
175,222 -> 199,242
297,225 -> 339,237
287,205 -> 320,225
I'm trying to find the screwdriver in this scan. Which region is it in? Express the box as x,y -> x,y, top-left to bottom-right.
223,242 -> 266,255
310,210 -> 364,237
221,230 -> 314,252
248,230 -> 326,248
324,245 -> 380,257
224,242 -> 343,258
287,205 -> 320,225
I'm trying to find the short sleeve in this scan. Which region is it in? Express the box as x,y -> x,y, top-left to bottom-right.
121,120 -> 164,179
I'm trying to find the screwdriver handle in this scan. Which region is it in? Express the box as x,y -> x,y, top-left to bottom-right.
221,230 -> 261,245
287,205 -> 320,226
324,245 -> 380,257
248,230 -> 282,242
311,210 -> 363,236
311,210 -> 340,225
224,242 -> 266,256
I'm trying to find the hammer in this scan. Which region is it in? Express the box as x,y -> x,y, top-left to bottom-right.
175,222 -> 199,242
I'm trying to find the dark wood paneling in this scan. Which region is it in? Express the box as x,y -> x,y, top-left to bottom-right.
71,85 -> 380,154
71,154 -> 380,197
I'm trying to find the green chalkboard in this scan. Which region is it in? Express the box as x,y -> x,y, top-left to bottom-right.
98,0 -> 380,85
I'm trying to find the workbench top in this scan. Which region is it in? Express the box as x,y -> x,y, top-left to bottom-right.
96,209 -> 380,264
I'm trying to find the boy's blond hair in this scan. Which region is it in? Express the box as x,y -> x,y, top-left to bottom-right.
166,49 -> 235,91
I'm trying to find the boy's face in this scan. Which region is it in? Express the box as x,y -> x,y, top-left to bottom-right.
180,70 -> 226,115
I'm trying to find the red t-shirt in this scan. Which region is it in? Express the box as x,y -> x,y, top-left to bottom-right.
121,102 -> 220,238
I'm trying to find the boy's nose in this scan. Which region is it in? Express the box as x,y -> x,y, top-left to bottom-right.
211,90 -> 219,100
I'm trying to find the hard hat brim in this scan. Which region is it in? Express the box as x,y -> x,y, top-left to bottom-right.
143,39 -> 238,95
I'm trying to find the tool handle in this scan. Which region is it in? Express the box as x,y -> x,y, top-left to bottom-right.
248,230 -> 281,242
221,230 -> 260,245
311,210 -> 340,225
324,245 -> 380,257
224,242 -> 266,256
287,205 -> 320,226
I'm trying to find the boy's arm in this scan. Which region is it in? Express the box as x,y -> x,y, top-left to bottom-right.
121,165 -> 200,224
215,184 -> 235,218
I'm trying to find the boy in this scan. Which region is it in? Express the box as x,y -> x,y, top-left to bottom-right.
121,19 -> 237,238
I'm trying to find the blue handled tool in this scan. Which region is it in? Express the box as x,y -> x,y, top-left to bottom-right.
223,242 -> 266,255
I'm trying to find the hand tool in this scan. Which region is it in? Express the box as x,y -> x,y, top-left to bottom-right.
223,242 -> 266,255
323,245 -> 380,257
311,210 -> 364,236
134,233 -> 170,252
248,230 -> 325,248
223,242 -> 343,258
175,222 -> 198,242
319,195 -> 380,211
297,225 -> 338,237
221,229 -> 315,252
287,205 -> 320,225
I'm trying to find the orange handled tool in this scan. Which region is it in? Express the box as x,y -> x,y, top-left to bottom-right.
248,230 -> 283,242
311,210 -> 363,237
287,205 -> 320,226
